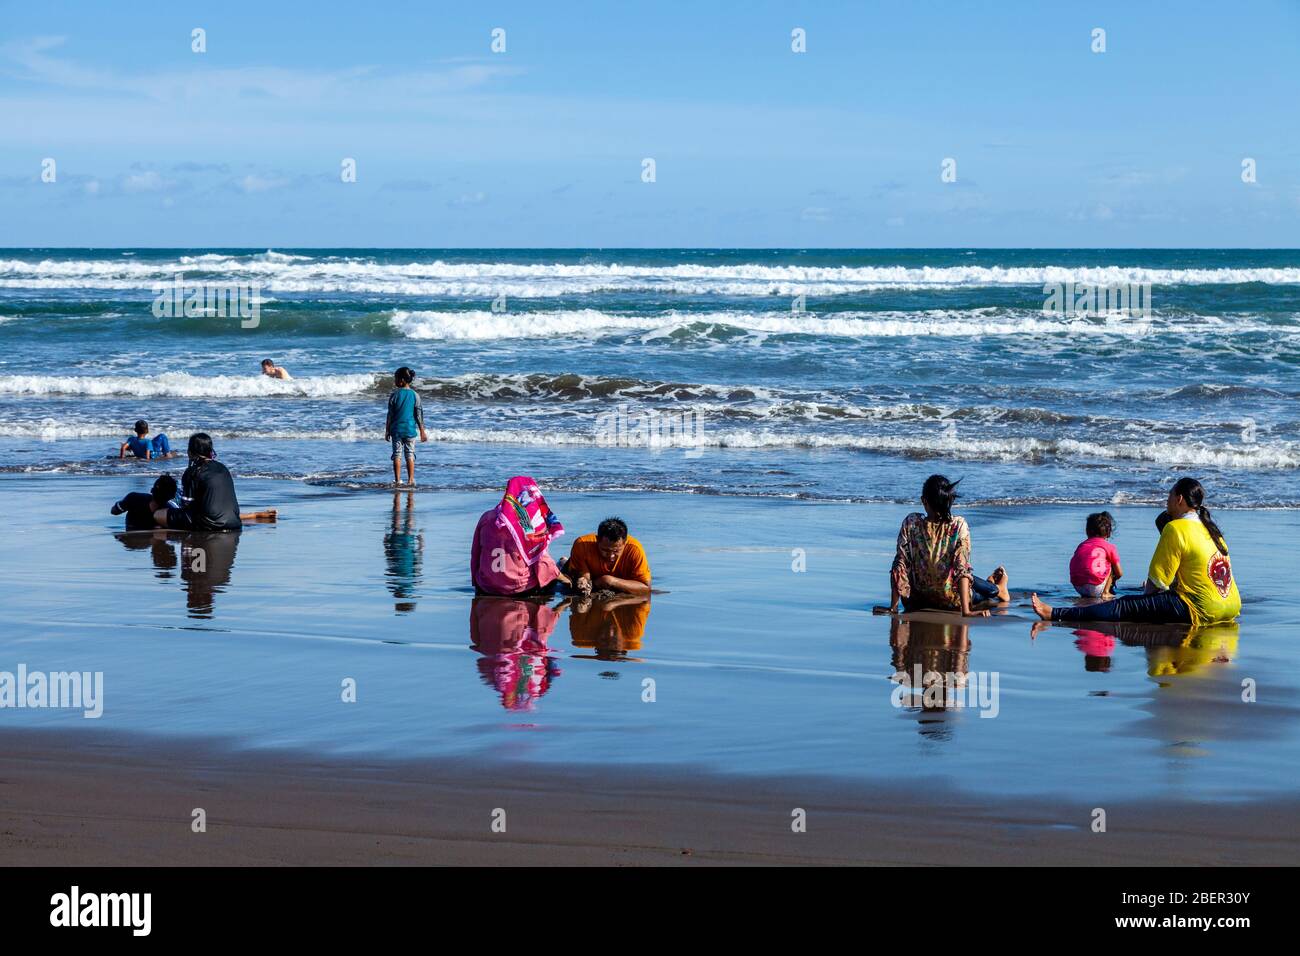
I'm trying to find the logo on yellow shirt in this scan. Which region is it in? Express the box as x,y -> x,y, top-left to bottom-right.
1208,552 -> 1233,598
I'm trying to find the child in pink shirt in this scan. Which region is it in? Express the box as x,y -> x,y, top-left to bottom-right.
1069,511 -> 1123,598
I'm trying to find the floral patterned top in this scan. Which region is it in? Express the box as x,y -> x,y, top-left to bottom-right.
891,513 -> 974,611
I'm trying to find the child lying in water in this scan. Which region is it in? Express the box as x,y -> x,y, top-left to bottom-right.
119,420 -> 175,460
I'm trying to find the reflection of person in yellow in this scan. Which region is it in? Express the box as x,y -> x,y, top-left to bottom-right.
384,490 -> 424,614
888,615 -> 971,714
1058,620 -> 1239,681
563,594 -> 651,660
468,596 -> 564,711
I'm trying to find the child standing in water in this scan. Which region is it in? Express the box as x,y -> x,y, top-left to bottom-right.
1068,511 -> 1123,597
384,366 -> 428,486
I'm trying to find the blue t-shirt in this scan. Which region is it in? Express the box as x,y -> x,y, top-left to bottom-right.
125,435 -> 152,458
386,388 -> 423,440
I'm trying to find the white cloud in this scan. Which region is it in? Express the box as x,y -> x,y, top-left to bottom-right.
448,191 -> 488,208
0,35 -> 521,105
122,170 -> 166,192
237,174 -> 291,193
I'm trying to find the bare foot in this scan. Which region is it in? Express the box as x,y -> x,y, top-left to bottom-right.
989,566 -> 1011,602
1030,592 -> 1053,621
1030,620 -> 1051,640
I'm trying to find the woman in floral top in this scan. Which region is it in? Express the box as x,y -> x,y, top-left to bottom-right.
880,475 -> 1010,617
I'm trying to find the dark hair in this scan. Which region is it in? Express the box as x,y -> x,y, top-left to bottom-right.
151,474 -> 178,503
261,359 -> 275,368
597,517 -> 629,542
134,419 -> 149,435
1086,511 -> 1114,539
920,474 -> 961,522
1155,511 -> 1172,534
188,432 -> 214,460
1171,477 -> 1227,554
395,366 -> 415,386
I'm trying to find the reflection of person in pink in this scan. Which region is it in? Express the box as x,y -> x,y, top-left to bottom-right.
1071,629 -> 1116,672
470,476 -> 571,596
469,597 -> 563,711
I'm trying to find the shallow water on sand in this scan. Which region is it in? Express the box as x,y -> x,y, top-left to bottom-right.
1,474 -> 1295,803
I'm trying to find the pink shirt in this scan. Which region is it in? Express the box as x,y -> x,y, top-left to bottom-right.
1069,537 -> 1120,586
470,509 -> 559,595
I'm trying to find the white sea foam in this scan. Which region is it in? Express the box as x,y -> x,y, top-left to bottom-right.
2,420 -> 1295,469
5,256 -> 1300,295
0,372 -> 378,399
387,308 -> 1284,340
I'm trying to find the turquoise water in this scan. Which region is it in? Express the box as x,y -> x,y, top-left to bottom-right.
2,248 -> 1299,505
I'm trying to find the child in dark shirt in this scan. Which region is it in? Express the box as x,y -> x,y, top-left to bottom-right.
111,474 -> 180,530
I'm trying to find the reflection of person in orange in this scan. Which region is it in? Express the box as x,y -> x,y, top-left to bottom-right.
888,615 -> 971,714
469,596 -> 563,711
384,490 -> 423,614
562,594 -> 651,660
179,531 -> 240,619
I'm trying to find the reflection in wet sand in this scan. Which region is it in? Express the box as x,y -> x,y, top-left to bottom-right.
888,615 -> 972,739
469,596 -> 563,711
564,594 -> 651,661
383,491 -> 424,614
114,529 -> 179,578
179,532 -> 240,619
1062,620 -> 1240,682
115,529 -> 239,617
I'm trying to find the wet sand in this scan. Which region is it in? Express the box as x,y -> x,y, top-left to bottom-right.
3,727 -> 1297,866
2,474 -> 1298,864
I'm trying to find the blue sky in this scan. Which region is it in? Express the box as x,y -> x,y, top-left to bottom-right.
1,0 -> 1298,247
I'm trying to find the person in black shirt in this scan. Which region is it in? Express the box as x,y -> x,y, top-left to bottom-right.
111,474 -> 179,530
155,433 -> 243,532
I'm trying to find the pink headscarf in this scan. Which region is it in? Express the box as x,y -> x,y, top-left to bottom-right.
495,476 -> 564,566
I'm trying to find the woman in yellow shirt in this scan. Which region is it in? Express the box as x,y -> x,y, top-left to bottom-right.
1031,478 -> 1241,627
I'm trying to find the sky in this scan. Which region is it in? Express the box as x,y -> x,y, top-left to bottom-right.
1,0 -> 1298,247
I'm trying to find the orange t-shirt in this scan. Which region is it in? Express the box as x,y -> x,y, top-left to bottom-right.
569,600 -> 650,653
566,534 -> 651,584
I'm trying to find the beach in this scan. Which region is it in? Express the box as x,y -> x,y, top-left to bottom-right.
2,474 -> 1296,865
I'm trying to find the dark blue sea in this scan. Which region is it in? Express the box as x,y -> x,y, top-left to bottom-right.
2,248 -> 1298,505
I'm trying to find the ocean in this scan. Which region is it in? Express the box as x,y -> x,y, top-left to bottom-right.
2,247 -> 1298,506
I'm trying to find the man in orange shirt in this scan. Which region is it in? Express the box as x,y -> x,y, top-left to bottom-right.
563,517 -> 652,596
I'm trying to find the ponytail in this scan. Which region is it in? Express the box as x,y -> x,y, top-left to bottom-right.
1196,505 -> 1228,555
1172,477 -> 1227,554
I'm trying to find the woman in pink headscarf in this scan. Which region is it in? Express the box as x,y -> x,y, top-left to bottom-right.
470,476 -> 572,596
